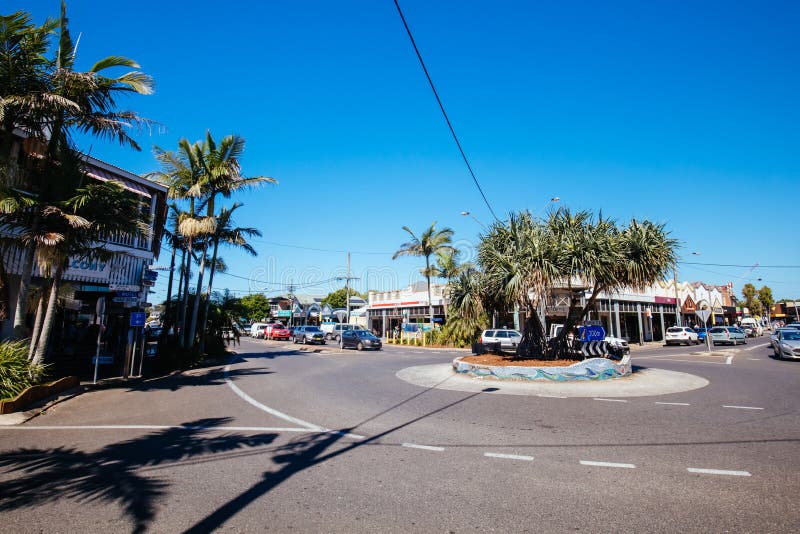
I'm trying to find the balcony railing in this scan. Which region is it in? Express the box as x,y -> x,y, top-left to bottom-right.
103,230 -> 150,251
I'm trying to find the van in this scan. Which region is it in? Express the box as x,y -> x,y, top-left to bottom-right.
250,322 -> 269,338
739,318 -> 762,337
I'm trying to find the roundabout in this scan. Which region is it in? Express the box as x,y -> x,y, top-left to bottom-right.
397,359 -> 710,397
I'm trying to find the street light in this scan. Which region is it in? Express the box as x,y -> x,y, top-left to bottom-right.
460,211 -> 488,230
536,196 -> 560,218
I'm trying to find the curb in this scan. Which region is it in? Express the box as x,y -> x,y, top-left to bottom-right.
0,386 -> 84,426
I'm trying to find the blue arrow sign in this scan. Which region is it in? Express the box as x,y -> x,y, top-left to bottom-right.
579,325 -> 606,342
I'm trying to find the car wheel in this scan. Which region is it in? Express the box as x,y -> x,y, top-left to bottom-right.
335,335 -> 340,342
293,336 -> 298,344
322,340 -> 326,345
357,342 -> 363,351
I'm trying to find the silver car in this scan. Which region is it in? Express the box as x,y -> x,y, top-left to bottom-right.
772,329 -> 800,360
481,329 -> 522,351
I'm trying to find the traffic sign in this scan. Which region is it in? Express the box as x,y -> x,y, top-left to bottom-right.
130,312 -> 146,327
579,325 -> 606,341
695,309 -> 711,323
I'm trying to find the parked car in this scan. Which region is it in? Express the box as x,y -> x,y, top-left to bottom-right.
740,325 -> 755,337
693,327 -> 711,342
341,329 -> 382,350
665,326 -> 699,346
268,323 -> 290,340
292,325 -> 326,344
480,329 -> 522,351
772,329 -> 800,359
739,318 -> 762,336
327,323 -> 364,341
250,322 -> 269,339
708,326 -> 746,345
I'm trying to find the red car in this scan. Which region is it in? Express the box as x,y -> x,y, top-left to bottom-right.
266,323 -> 290,340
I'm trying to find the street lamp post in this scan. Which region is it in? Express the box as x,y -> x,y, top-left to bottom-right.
460,211 -> 488,230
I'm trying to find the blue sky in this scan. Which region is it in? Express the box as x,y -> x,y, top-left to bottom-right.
12,1 -> 800,301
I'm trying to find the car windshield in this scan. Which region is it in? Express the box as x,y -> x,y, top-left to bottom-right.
667,327 -> 683,333
709,328 -> 724,333
356,331 -> 374,338
782,332 -> 800,340
305,327 -> 321,333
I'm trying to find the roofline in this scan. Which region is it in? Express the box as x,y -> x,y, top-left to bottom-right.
81,152 -> 168,194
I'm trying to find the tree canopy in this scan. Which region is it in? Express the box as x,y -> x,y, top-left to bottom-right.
322,288 -> 366,309
239,294 -> 271,322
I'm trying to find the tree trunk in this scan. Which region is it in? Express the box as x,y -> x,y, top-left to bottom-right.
165,244 -> 177,307
28,286 -> 47,360
0,254 -> 10,322
516,307 -> 548,359
179,241 -> 192,347
198,238 -> 220,355
187,241 -> 207,349
32,265 -> 63,366
12,241 -> 37,338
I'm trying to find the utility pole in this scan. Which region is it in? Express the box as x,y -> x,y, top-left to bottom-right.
336,252 -> 360,326
287,279 -> 295,327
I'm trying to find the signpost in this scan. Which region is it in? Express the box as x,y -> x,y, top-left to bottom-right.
579,325 -> 606,342
695,309 -> 712,352
129,312 -> 147,377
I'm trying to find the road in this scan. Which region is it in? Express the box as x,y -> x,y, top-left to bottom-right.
1,336 -> 798,533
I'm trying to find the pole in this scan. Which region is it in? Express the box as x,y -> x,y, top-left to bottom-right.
674,267 -> 681,326
346,252 -> 351,325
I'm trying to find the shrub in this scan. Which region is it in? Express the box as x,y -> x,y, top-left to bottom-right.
0,341 -> 47,400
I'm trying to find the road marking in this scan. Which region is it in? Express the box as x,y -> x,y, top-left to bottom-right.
687,468 -> 751,477
402,443 -> 445,452
580,460 -> 636,469
224,362 -> 364,440
633,357 -> 728,365
593,398 -> 628,403
538,394 -> 568,399
654,402 -> 691,406
725,355 -> 734,365
723,405 -> 764,410
484,452 -> 534,461
747,358 -> 761,361
744,343 -> 769,351
0,425 -> 313,432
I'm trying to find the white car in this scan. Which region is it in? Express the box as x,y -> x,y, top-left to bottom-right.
480,329 -> 522,351
604,335 -> 630,355
250,322 -> 269,339
665,326 -> 699,346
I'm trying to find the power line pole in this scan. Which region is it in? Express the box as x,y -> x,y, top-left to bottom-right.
287,279 -> 295,327
336,252 -> 360,326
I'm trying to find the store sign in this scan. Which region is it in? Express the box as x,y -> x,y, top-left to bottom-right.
113,296 -> 138,303
109,284 -> 139,291
65,257 -> 111,282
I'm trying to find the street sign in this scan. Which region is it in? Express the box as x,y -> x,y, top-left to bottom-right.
130,312 -> 146,327
579,325 -> 606,341
695,309 -> 711,323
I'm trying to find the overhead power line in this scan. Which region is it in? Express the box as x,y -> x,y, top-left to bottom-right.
392,0 -> 499,222
679,262 -> 800,269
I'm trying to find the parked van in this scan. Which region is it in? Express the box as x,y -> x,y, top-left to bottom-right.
250,322 -> 269,338
739,318 -> 762,337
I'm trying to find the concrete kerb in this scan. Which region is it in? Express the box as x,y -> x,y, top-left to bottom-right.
0,386 -> 84,426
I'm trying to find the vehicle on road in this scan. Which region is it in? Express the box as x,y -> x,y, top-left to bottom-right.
480,329 -> 522,351
604,335 -> 630,355
739,318 -> 762,336
340,329 -> 382,350
250,322 -> 269,338
267,323 -> 290,340
327,323 -> 364,341
694,327 -> 711,342
665,326 -> 699,345
292,325 -> 326,344
771,329 -> 800,359
709,326 -> 746,345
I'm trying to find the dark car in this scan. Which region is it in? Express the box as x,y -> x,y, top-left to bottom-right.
292,325 -> 326,345
341,329 -> 382,351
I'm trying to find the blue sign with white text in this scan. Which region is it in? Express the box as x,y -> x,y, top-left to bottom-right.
579,325 -> 606,341
130,312 -> 146,327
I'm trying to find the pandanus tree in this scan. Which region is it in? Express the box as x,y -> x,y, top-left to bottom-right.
478,208 -> 677,360
1,2 -> 153,338
393,222 -> 455,328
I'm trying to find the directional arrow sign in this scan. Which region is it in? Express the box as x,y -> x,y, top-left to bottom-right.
695,309 -> 711,323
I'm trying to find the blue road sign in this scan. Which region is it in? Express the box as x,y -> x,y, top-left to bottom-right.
130,312 -> 146,327
579,325 -> 606,341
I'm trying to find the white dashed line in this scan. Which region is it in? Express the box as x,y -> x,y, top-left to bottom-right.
538,394 -> 568,399
725,355 -> 734,365
687,468 -> 751,477
747,358 -> 760,361
580,460 -> 636,469
654,402 -> 691,406
402,443 -> 445,452
723,405 -> 764,410
484,452 -> 534,461
593,398 -> 628,403
744,343 -> 769,351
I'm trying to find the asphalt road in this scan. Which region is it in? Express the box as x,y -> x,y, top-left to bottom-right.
1,336 -> 798,533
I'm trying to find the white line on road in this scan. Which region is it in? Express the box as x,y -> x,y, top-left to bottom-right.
744,343 -> 769,351
484,452 -> 534,461
580,460 -> 636,469
538,394 -> 568,399
633,357 -> 728,365
0,425 -> 313,432
687,468 -> 751,477
593,398 -> 628,403
402,443 -> 445,452
725,355 -> 734,365
723,405 -> 764,410
654,402 -> 691,406
747,358 -> 761,361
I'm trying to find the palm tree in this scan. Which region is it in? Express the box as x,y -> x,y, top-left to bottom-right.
32,175 -> 147,365
393,222 -> 455,328
429,248 -> 465,321
197,202 -> 261,354
4,2 -> 153,338
444,267 -> 487,344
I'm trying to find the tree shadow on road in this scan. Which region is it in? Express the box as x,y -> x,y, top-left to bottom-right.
0,417 -> 278,533
185,383 -> 495,532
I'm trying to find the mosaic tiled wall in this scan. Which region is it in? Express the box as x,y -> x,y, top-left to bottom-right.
452,355 -> 632,381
